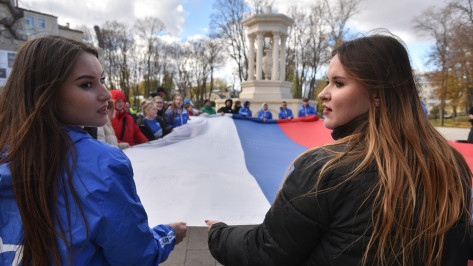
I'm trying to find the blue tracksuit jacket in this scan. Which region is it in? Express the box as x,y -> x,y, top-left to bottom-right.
167,108 -> 189,127
298,104 -> 317,117
238,107 -> 253,118
278,108 -> 294,119
0,127 -> 176,265
257,109 -> 273,120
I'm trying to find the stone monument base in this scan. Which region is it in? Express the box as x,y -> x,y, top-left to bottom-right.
239,80 -> 293,100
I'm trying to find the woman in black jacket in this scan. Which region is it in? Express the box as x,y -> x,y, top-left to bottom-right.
206,33 -> 472,265
137,100 -> 173,140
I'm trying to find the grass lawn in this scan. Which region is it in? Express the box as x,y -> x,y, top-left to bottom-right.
429,115 -> 470,128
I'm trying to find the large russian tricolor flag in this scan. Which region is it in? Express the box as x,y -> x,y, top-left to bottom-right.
124,115 -> 473,227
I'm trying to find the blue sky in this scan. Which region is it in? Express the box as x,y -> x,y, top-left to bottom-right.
180,0 -> 214,40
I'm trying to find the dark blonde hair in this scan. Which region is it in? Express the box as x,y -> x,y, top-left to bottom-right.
141,100 -> 155,117
0,35 -> 98,265
304,34 -> 471,265
153,95 -> 164,103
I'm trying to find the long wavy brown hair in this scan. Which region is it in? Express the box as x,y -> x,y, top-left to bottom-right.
170,94 -> 184,122
302,34 -> 471,265
0,36 -> 98,265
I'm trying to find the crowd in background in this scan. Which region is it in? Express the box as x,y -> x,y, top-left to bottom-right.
91,90 -> 320,149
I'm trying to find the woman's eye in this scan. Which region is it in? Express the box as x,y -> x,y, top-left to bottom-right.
100,77 -> 105,84
80,82 -> 93,88
335,81 -> 343,88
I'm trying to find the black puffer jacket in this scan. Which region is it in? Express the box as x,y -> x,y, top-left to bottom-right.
208,125 -> 471,265
218,99 -> 234,114
157,108 -> 169,126
218,106 -> 233,114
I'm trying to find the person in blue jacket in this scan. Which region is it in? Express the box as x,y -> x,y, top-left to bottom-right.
167,94 -> 189,126
0,36 -> 187,265
298,97 -> 318,117
257,103 -> 273,122
278,101 -> 294,120
238,101 -> 252,118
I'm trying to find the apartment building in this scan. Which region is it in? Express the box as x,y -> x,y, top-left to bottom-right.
0,0 -> 83,88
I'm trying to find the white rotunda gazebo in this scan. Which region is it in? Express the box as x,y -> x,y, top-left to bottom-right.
216,7 -> 315,117
239,6 -> 294,100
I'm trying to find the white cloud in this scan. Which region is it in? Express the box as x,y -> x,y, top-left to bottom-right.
134,0 -> 186,36
20,0 -> 186,36
185,34 -> 206,41
271,0 -> 446,44
159,34 -> 181,44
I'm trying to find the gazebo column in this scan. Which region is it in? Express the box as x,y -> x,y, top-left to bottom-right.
279,34 -> 287,81
248,34 -> 255,80
256,31 -> 264,81
271,32 -> 280,81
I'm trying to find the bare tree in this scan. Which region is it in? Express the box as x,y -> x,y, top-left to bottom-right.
172,43 -> 193,97
188,39 -> 210,104
306,4 -> 331,100
114,22 -> 134,100
323,0 -> 361,48
135,17 -> 166,98
204,37 -> 225,101
129,53 -> 145,106
450,0 -> 473,109
285,2 -> 333,99
250,0 -> 274,14
286,6 -> 309,99
99,21 -> 136,100
414,6 -> 455,126
76,25 -> 95,44
210,0 -> 250,82
100,21 -> 122,90
450,0 -> 473,24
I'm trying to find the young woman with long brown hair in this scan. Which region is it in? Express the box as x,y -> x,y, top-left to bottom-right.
0,35 -> 186,265
206,33 -> 472,265
167,94 -> 189,127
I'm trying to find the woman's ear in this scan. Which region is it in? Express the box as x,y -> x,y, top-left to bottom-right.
374,97 -> 380,107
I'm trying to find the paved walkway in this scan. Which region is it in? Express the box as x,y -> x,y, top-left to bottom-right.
160,126 -> 471,266
162,227 -> 222,266
435,126 -> 470,141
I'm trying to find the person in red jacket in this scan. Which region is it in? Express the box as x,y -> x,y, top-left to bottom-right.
110,90 -> 148,146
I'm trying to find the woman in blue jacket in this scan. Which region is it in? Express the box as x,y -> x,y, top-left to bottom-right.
257,103 -> 272,122
167,94 -> 189,126
0,36 -> 186,265
238,101 -> 252,118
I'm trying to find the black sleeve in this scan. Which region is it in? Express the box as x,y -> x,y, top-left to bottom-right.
468,128 -> 473,143
208,150 -> 331,266
136,118 -> 155,141
157,116 -> 173,136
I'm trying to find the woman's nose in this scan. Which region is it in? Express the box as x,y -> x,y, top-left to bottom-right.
100,87 -> 111,102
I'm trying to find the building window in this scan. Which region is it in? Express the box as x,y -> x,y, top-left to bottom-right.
37,18 -> 46,28
25,16 -> 34,26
